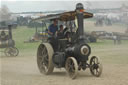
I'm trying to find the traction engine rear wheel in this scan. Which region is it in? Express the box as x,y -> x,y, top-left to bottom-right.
4,47 -> 19,57
37,43 -> 54,75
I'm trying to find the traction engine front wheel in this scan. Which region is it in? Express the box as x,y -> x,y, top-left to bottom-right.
65,57 -> 78,79
89,56 -> 102,77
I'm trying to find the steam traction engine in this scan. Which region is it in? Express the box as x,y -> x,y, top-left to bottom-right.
0,25 -> 19,57
36,3 -> 102,79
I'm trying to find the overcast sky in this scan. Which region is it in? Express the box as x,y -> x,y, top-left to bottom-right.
1,0 -> 128,13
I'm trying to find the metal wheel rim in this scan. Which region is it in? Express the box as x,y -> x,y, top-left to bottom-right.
4,47 -> 19,57
90,56 -> 102,77
37,45 -> 49,73
37,43 -> 54,75
65,57 -> 78,79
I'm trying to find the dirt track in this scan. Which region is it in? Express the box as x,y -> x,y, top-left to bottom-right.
1,54 -> 128,85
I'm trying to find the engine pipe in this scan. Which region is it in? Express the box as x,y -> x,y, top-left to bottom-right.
8,25 -> 12,39
76,3 -> 84,38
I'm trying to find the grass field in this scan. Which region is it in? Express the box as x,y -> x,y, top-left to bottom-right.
12,26 -> 40,56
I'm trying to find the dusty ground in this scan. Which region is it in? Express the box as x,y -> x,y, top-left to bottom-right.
1,43 -> 128,85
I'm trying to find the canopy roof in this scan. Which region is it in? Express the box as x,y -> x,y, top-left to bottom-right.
0,26 -> 8,30
32,11 -> 93,22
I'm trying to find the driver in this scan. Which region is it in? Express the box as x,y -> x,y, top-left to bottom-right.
48,19 -> 58,36
0,31 -> 7,41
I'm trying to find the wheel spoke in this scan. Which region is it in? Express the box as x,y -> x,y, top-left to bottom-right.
92,59 -> 95,64
96,69 -> 99,75
95,58 -> 99,64
92,67 -> 95,74
41,48 -> 45,55
43,53 -> 48,58
40,63 -> 45,70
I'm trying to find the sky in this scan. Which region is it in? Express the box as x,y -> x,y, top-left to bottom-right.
0,0 -> 128,13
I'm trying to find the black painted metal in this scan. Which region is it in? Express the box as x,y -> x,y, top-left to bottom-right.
76,12 -> 84,37
8,25 -> 12,39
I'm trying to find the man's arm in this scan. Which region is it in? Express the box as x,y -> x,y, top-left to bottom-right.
48,30 -> 53,35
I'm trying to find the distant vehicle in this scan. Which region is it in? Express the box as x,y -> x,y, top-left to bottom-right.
24,27 -> 48,43
92,31 -> 114,40
0,25 -> 19,57
0,21 -> 18,29
92,30 -> 128,41
113,32 -> 128,40
33,3 -> 102,79
84,32 -> 97,43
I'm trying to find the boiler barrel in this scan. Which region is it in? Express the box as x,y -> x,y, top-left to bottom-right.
0,39 -> 15,48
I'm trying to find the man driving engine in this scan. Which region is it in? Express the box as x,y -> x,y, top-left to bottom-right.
48,19 -> 58,36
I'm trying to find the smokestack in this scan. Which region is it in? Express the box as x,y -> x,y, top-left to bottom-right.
76,3 -> 84,37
